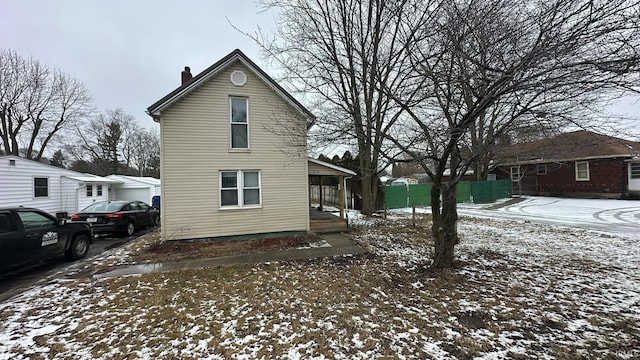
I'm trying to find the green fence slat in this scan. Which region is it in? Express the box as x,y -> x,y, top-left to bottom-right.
408,184 -> 432,207
384,185 -> 408,209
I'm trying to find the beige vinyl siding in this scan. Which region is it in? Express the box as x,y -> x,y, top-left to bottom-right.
159,62 -> 309,240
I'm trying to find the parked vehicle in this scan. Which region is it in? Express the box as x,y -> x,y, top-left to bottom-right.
71,201 -> 159,237
0,207 -> 92,273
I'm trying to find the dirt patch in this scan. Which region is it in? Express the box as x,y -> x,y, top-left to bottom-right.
130,231 -> 322,263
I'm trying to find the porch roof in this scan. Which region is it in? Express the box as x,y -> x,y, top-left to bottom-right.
308,158 -> 357,177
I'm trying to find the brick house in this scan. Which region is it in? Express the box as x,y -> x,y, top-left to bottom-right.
492,130 -> 640,199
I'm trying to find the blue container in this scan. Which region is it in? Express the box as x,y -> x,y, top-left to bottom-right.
151,195 -> 161,208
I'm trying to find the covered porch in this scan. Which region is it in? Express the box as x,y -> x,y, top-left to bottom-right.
308,158 -> 357,233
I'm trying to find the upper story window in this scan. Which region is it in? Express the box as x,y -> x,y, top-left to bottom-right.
34,177 -> 48,198
230,97 -> 249,149
575,161 -> 590,181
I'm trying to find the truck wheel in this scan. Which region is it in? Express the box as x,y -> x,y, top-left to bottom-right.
66,234 -> 90,260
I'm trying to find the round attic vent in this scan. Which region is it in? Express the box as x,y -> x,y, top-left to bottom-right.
230,70 -> 247,86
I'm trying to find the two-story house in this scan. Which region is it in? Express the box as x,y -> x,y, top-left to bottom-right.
147,49 -> 344,241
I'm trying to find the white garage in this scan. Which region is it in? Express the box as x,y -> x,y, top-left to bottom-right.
107,175 -> 161,204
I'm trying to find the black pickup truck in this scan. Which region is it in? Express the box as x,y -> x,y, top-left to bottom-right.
0,207 -> 93,273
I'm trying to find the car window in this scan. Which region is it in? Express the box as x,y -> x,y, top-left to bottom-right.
17,211 -> 56,229
0,213 -> 17,233
121,204 -> 131,211
83,202 -> 124,212
129,202 -> 141,211
138,202 -> 149,211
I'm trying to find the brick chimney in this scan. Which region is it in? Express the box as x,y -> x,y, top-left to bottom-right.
181,66 -> 192,85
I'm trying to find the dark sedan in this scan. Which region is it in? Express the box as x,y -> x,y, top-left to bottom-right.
71,201 -> 159,237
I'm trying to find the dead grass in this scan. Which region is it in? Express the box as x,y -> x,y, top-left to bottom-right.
128,230 -> 321,263
2,215 -> 639,359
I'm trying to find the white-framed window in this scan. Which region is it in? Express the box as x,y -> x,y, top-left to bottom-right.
97,185 -> 103,196
537,164 -> 547,175
575,161 -> 590,181
631,163 -> 640,179
86,184 -> 93,197
510,166 -> 520,181
34,177 -> 48,198
220,170 -> 261,208
230,97 -> 249,149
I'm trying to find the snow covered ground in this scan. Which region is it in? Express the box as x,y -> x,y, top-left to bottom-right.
0,198 -> 638,359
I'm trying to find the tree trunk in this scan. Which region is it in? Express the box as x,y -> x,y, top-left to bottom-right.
431,182 -> 459,269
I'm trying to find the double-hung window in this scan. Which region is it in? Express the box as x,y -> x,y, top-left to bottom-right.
34,177 -> 48,198
575,161 -> 590,181
230,97 -> 249,149
510,166 -> 520,181
87,184 -> 93,197
220,170 -> 261,208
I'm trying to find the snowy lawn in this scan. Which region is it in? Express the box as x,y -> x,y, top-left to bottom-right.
1,213 -> 639,359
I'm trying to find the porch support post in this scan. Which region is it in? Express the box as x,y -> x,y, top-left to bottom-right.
339,175 -> 345,219
318,176 -> 323,211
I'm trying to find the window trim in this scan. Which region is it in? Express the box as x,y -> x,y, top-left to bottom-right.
510,166 -> 520,181
575,161 -> 590,181
33,177 -> 49,198
219,170 -> 262,209
229,96 -> 249,151
537,164 -> 547,175
630,162 -> 640,180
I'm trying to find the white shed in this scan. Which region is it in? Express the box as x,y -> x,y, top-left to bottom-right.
0,155 -> 121,216
107,175 -> 161,204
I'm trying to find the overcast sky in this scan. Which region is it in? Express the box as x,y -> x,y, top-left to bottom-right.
2,1 -> 639,139
1,0 -> 277,130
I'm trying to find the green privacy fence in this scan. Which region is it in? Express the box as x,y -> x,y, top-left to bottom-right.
384,180 -> 512,209
471,179 -> 513,203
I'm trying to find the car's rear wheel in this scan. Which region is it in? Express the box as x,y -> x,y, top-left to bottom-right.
124,221 -> 135,237
65,234 -> 90,260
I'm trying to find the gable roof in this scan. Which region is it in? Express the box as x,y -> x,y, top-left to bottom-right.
146,49 -> 315,122
496,130 -> 640,165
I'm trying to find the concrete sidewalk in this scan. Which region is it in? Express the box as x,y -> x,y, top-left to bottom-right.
94,232 -> 365,278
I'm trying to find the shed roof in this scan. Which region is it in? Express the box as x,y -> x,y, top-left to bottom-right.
146,49 -> 315,122
496,130 -> 640,165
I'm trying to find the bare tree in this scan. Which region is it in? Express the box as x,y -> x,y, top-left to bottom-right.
390,0 -> 640,268
0,49 -> 93,159
75,109 -> 138,175
249,0 -> 435,215
131,127 -> 160,177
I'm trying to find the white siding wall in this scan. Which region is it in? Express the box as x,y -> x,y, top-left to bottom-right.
0,156 -> 111,215
159,62 -> 309,240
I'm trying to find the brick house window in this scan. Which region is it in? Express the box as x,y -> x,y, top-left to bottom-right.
631,163 -> 640,179
575,161 -> 590,181
510,166 -> 520,181
537,165 -> 547,175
